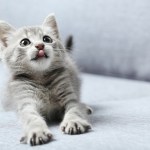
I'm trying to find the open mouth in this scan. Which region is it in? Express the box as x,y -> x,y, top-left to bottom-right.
31,50 -> 49,61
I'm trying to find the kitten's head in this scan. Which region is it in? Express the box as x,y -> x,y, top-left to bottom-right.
0,14 -> 65,73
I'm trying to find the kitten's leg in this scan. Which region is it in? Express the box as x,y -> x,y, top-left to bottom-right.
60,101 -> 92,134
17,99 -> 52,146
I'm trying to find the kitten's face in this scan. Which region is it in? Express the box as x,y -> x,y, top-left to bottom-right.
6,26 -> 59,71
0,14 -> 64,72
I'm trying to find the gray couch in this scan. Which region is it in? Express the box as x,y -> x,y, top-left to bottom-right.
0,0 -> 150,149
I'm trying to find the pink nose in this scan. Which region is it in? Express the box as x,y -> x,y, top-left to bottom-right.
35,44 -> 45,50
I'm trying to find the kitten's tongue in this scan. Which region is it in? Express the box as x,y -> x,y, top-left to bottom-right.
37,50 -> 45,57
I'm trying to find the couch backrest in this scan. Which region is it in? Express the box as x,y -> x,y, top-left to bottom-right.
1,0 -> 150,80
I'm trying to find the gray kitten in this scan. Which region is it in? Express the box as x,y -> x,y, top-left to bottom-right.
0,14 -> 92,146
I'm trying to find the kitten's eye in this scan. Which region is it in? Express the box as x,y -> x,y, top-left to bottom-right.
43,35 -> 53,43
20,38 -> 31,47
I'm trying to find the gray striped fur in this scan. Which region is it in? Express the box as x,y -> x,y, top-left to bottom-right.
0,14 -> 92,146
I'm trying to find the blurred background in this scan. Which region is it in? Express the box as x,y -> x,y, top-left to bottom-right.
1,0 -> 150,81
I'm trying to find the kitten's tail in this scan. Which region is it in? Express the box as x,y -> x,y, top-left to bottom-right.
65,35 -> 73,52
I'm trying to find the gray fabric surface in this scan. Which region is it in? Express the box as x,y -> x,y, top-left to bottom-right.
0,73 -> 150,150
1,0 -> 150,80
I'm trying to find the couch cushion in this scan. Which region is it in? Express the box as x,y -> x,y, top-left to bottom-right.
0,73 -> 150,150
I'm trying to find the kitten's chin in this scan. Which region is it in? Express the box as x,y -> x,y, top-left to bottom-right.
30,58 -> 51,71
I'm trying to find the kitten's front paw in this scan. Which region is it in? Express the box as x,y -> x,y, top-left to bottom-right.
20,128 -> 52,146
60,119 -> 91,135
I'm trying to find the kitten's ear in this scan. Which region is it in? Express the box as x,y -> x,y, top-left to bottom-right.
43,13 -> 60,39
0,21 -> 15,47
